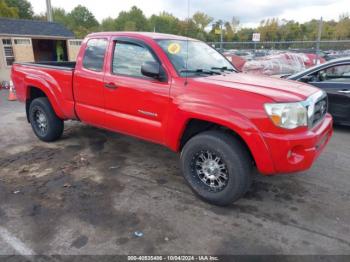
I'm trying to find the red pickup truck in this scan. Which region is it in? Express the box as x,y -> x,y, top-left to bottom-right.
12,32 -> 333,206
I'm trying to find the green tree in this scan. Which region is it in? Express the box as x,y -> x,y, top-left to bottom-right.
69,5 -> 99,29
149,12 -> 180,34
5,0 -> 32,19
52,7 -> 70,26
0,0 -> 19,18
100,17 -> 116,31
302,19 -> 319,40
279,20 -> 302,41
208,20 -> 224,42
258,18 -> 280,41
177,18 -> 201,39
207,18 -> 242,42
115,6 -> 149,31
68,5 -> 99,38
21,4 -> 350,42
322,20 -> 336,40
334,14 -> 350,39
124,21 -> 136,31
236,27 -> 255,41
192,11 -> 213,31
224,21 -> 234,41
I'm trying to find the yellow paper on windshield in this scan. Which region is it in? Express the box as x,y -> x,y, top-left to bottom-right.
168,43 -> 181,54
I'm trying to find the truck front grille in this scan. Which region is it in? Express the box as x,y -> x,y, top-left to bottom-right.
309,94 -> 328,128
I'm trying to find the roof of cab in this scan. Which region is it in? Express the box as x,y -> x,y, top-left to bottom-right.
87,31 -> 196,41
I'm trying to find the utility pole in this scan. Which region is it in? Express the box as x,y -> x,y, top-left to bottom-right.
220,23 -> 223,51
316,17 -> 323,63
46,0 -> 53,22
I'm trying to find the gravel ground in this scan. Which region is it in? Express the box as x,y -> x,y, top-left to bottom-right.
0,90 -> 349,256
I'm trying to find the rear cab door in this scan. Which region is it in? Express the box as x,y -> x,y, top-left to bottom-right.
102,36 -> 172,144
73,37 -> 109,128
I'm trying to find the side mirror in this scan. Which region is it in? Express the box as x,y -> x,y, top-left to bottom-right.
141,61 -> 161,79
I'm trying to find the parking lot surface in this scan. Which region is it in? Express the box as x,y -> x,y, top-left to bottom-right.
0,91 -> 349,255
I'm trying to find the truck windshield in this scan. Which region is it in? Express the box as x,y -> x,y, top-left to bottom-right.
156,39 -> 236,77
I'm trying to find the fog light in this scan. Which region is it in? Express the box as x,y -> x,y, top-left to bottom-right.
288,146 -> 305,164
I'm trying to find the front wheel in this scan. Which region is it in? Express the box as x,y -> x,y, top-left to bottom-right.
180,130 -> 252,206
29,97 -> 64,142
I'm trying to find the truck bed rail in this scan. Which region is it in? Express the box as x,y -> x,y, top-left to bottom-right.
14,61 -> 76,71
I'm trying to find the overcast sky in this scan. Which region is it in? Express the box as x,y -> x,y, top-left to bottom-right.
30,0 -> 349,27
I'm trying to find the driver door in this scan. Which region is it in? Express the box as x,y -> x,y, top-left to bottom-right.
103,39 -> 171,144
308,64 -> 350,124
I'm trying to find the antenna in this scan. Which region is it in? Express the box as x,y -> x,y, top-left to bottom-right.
184,0 -> 190,86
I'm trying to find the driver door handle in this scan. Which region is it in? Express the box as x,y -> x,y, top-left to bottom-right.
338,90 -> 350,94
104,82 -> 118,89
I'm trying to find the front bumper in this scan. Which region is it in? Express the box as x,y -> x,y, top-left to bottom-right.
259,114 -> 333,174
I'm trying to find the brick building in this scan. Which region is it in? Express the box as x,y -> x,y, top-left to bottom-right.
0,18 -> 82,82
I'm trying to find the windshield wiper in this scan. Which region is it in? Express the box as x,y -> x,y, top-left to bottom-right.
180,69 -> 221,75
211,66 -> 235,72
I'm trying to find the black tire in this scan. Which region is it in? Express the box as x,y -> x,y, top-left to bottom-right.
29,97 -> 64,142
180,130 -> 252,206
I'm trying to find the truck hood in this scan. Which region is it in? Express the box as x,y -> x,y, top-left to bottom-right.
194,73 -> 319,102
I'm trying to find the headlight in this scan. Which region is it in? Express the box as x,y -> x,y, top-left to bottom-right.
264,102 -> 307,129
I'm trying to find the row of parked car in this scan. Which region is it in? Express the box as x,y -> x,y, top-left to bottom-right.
224,48 -> 350,62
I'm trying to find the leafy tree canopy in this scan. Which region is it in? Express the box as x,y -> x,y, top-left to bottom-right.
5,0 -> 33,19
0,0 -> 19,18
69,5 -> 99,29
115,6 -> 149,31
192,12 -> 213,31
100,17 -> 116,31
1,3 -> 349,42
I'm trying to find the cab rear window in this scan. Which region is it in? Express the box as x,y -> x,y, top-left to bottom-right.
82,39 -> 107,72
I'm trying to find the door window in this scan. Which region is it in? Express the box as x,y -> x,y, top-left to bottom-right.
317,64 -> 350,83
82,39 -> 107,72
112,42 -> 157,77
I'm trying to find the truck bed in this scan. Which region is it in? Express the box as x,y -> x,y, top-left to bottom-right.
11,61 -> 77,120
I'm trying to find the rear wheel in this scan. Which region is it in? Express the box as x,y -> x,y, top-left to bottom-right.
180,130 -> 252,206
29,97 -> 64,142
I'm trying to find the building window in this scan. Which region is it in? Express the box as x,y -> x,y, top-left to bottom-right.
69,40 -> 82,46
2,39 -> 15,66
14,39 -> 31,45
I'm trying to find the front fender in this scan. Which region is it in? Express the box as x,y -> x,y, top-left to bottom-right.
166,102 -> 276,174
